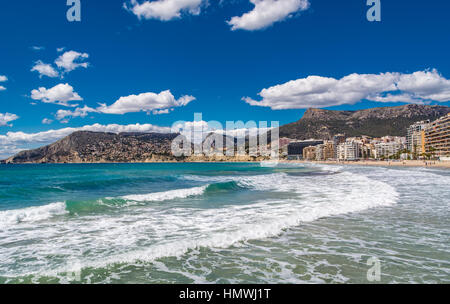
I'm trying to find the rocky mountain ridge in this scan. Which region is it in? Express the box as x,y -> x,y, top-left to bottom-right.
279,104 -> 450,140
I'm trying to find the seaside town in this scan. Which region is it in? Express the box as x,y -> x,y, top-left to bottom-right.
283,113 -> 450,162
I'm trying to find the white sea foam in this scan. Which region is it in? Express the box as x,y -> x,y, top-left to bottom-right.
0,202 -> 67,229
0,186 -> 208,229
259,160 -> 279,167
121,185 -> 207,202
94,173 -> 398,269
182,173 -> 289,191
0,169 -> 400,279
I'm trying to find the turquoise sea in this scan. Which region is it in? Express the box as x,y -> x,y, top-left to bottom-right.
0,162 -> 449,283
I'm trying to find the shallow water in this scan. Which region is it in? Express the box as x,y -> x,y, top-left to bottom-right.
0,162 -> 448,283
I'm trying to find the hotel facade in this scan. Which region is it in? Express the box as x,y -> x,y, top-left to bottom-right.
424,113 -> 450,158
407,120 -> 430,155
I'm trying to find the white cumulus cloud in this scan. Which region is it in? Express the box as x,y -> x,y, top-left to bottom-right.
97,90 -> 195,114
42,118 -> 53,125
56,106 -> 97,123
228,0 -> 310,31
0,75 -> 7,91
31,61 -> 59,78
125,0 -> 204,21
244,69 -> 450,109
31,83 -> 83,107
53,90 -> 194,122
0,113 -> 19,127
152,109 -> 171,115
55,50 -> 89,73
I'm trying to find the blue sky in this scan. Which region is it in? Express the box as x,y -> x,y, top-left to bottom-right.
0,0 -> 450,157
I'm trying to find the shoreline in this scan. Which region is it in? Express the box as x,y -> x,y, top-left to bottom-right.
281,159 -> 450,169
1,159 -> 449,169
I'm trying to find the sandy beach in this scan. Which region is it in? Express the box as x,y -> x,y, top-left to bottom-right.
281,159 -> 450,169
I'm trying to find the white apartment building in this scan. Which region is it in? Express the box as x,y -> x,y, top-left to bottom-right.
337,141 -> 360,161
407,120 -> 430,152
374,142 -> 404,159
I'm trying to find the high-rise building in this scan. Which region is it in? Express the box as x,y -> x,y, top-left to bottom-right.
333,134 -> 346,158
424,114 -> 450,158
407,120 -> 430,154
337,141 -> 359,161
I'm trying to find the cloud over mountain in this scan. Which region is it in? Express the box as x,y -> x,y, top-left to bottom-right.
56,106 -> 97,123
244,69 -> 450,109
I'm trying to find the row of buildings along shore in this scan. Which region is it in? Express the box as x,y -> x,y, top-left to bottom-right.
284,113 -> 450,161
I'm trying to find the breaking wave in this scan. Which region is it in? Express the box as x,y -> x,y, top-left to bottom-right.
0,202 -> 67,228
121,185 -> 208,202
0,169 -> 400,279
1,182 -> 247,221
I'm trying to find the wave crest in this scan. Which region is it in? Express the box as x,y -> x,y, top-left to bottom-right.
0,202 -> 67,228
121,185 -> 207,202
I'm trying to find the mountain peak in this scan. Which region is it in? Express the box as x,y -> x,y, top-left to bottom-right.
302,108 -> 351,121
280,104 -> 450,140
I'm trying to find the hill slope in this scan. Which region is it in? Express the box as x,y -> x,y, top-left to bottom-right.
4,131 -> 179,164
279,104 -> 450,140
